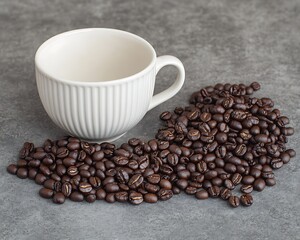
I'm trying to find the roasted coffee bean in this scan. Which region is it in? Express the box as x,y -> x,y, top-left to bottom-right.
196,161 -> 207,173
102,176 -> 115,186
129,192 -> 143,205
33,151 -> 47,160
176,179 -> 188,190
112,156 -> 129,166
159,179 -> 172,190
43,179 -> 56,190
228,195 -> 240,208
231,173 -> 242,185
187,129 -> 201,141
92,151 -> 104,161
104,182 -> 119,193
61,182 -> 72,197
144,193 -> 158,203
35,173 -> 47,185
56,164 -> 66,176
39,164 -> 51,176
115,191 -> 129,202
7,164 -> 18,175
223,179 -> 234,190
128,174 -> 143,189
207,186 -> 220,198
160,111 -> 172,120
156,130 -> 175,141
250,167 -> 261,178
96,189 -> 106,200
242,175 -> 255,185
115,170 -> 128,184
56,147 -> 69,158
89,176 -> 101,188
158,188 -> 173,201
270,158 -> 283,169
63,157 -> 76,167
70,191 -> 84,202
79,182 -> 92,193
17,159 -> 27,167
265,178 -> 276,186
145,183 -> 160,193
204,170 -> 217,180
67,166 -> 78,176
79,170 -> 91,178
16,168 -> 28,179
240,185 -> 253,194
86,194 -> 96,203
139,156 -> 149,169
177,169 -> 191,179
215,132 -> 227,144
39,188 -> 54,199
53,192 -> 65,204
105,193 -> 116,203
253,178 -> 266,191
185,186 -> 197,195
286,149 -> 296,158
147,174 -> 161,184
160,164 -> 173,175
280,152 -> 290,164
220,188 -> 232,200
211,177 -> 222,187
240,194 -> 253,206
167,153 -> 179,166
28,168 -> 38,179
195,190 -> 209,199
172,186 -> 181,194
224,163 -> 236,173
54,181 -> 62,192
50,173 -> 61,182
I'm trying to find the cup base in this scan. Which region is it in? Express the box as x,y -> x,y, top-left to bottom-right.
79,132 -> 127,144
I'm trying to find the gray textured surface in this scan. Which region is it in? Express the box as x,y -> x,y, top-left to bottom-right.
1,0 -> 300,239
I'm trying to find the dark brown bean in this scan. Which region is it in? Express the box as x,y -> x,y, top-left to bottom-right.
39,188 -> 54,199
228,195 -> 240,208
240,194 -> 253,206
195,190 -> 209,199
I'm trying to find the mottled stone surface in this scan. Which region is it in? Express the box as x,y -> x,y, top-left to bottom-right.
0,0 -> 299,239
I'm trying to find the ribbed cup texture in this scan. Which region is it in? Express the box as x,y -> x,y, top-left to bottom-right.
36,68 -> 156,141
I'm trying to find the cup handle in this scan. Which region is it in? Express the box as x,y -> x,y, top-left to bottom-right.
148,55 -> 185,111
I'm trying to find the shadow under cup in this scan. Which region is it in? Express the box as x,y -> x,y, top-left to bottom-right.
35,28 -> 184,142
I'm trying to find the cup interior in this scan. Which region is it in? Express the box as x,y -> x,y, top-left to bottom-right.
35,29 -> 155,82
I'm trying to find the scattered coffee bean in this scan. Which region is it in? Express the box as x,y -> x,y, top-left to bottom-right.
7,164 -> 18,175
195,190 -> 209,200
144,193 -> 158,203
228,195 -> 240,208
115,191 -> 129,202
53,192 -> 65,204
70,191 -> 84,202
220,188 -> 231,200
16,168 -> 28,179
253,178 -> 266,191
158,188 -> 173,201
240,185 -> 253,194
39,188 -> 54,199
62,182 -> 72,197
240,194 -> 253,207
7,82 -> 295,208
129,192 -> 143,205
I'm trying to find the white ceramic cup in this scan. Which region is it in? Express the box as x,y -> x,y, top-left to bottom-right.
35,28 -> 185,142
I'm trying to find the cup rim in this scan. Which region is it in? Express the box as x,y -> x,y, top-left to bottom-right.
35,28 -> 157,86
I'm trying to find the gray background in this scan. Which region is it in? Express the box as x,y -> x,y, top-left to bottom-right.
1,0 -> 299,239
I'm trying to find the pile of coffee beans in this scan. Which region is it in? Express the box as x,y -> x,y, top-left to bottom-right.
7,82 -> 296,207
